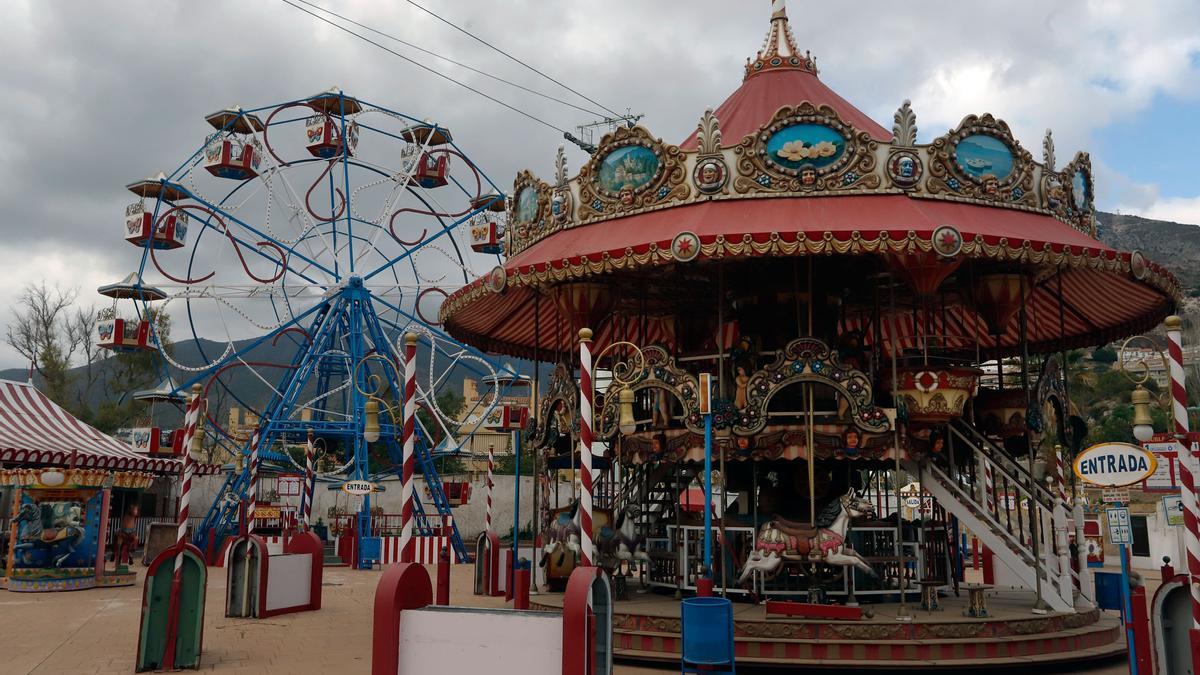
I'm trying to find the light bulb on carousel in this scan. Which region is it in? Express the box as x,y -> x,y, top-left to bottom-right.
1131,385 -> 1155,443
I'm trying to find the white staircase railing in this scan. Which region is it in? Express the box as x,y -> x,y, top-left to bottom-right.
906,420 -> 1075,612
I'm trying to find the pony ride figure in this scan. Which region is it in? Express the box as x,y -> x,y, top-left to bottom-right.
596,503 -> 649,571
540,500 -> 581,570
737,489 -> 876,589
14,501 -> 87,568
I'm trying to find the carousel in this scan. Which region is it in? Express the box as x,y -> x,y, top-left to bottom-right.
441,1 -> 1176,667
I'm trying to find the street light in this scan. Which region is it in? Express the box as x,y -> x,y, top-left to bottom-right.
1131,386 -> 1155,443
617,388 -> 637,435
363,399 -> 381,443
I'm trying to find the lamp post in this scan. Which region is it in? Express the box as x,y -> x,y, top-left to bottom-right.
576,328 -> 644,568
1120,317 -> 1200,674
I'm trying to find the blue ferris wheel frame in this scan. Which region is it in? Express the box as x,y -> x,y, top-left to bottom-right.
120,90 -> 517,565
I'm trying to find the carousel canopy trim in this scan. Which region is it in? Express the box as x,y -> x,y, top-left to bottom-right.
0,380 -> 205,475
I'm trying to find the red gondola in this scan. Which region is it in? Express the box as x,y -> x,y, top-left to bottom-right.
130,427 -> 184,456
400,122 -> 453,189
202,107 -> 265,180
204,137 -> 262,180
443,481 -> 471,506
305,116 -> 359,158
469,215 -> 502,254
97,317 -> 157,352
124,201 -> 188,249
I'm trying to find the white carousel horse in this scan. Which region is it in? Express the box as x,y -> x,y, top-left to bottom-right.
737,490 -> 876,584
14,501 -> 86,568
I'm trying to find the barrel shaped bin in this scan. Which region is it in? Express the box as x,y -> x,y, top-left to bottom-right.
681,596 -> 735,674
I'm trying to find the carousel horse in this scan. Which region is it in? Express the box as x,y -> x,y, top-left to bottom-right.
737,490 -> 876,585
596,503 -> 649,567
540,500 -> 581,568
14,501 -> 86,568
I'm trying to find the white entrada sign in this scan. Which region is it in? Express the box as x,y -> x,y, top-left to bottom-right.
341,480 -> 378,496
1074,442 -> 1158,488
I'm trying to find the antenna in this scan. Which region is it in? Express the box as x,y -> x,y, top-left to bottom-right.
564,110 -> 645,154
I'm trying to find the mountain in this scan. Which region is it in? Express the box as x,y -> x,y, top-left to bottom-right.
1095,211 -> 1200,292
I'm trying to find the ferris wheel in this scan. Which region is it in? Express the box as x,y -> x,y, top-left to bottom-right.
102,88 -> 518,563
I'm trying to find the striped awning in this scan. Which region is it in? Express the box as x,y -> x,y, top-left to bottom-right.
0,379 -> 197,475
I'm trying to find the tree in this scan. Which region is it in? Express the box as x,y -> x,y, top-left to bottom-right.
1090,347 -> 1118,364
5,282 -> 85,405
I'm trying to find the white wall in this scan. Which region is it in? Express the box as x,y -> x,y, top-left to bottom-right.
191,473 -> 537,540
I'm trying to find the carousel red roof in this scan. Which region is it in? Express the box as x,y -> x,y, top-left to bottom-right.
0,380 -> 198,475
441,1 -> 1179,359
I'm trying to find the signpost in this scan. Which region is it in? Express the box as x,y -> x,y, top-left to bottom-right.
1108,506 -> 1139,674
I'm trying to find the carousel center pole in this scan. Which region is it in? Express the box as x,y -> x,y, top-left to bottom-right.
1165,315 -> 1200,670
578,328 -> 594,567
1020,276 -> 1051,615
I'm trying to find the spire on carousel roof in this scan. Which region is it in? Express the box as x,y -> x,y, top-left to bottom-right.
745,0 -> 817,80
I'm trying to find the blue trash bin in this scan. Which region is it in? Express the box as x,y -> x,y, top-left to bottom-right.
681,596 -> 735,674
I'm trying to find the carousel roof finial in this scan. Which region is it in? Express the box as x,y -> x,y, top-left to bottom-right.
746,0 -> 817,80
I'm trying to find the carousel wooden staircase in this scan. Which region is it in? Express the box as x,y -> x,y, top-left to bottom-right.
906,420 -> 1075,613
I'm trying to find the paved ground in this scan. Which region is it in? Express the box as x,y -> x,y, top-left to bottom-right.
0,563 -> 1135,674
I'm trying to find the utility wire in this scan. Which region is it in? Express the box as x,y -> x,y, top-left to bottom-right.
404,0 -> 623,119
292,0 -> 606,118
280,0 -> 571,135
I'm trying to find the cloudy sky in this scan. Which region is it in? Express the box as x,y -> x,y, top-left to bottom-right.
2,0 -> 1198,370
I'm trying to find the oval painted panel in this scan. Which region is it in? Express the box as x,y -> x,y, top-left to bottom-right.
955,134 -> 1014,181
765,123 -> 845,171
1073,442 -> 1158,488
515,186 -> 539,223
597,145 -> 659,193
1072,169 -> 1089,210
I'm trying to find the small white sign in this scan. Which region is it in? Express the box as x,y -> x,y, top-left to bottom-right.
904,496 -> 922,509
1163,495 -> 1185,526
1102,487 -> 1130,505
1106,506 -> 1131,545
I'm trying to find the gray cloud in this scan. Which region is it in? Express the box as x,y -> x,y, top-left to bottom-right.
0,0 -> 1197,368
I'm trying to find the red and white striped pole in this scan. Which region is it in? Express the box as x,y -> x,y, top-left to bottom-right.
246,428 -> 261,535
163,384 -> 203,670
400,332 -> 418,564
301,430 -> 315,527
1052,445 -> 1075,604
1165,314 -> 1200,660
578,328 -> 594,567
486,443 -> 495,535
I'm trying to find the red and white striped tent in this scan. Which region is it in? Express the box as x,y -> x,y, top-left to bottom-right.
0,379 -> 186,474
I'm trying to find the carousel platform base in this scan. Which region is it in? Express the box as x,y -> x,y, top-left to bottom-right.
531,588 -> 1124,669
1,570 -> 137,593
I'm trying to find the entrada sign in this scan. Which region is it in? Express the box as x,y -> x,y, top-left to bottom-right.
341,480 -> 378,496
1074,442 -> 1158,488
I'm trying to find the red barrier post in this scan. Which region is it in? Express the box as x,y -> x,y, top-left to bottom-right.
436,547 -> 451,606
696,577 -> 714,597
504,549 -> 514,601
1130,586 -> 1153,675
514,566 -> 530,610
982,545 -> 995,585
1161,558 -> 1176,580
972,538 -> 980,570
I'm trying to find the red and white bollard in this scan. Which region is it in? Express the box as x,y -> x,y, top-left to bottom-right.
246,428 -> 261,534
400,332 -> 418,564
301,430 -> 315,527
1165,314 -> 1200,671
162,385 -> 204,670
485,443 -> 495,535
578,328 -> 594,567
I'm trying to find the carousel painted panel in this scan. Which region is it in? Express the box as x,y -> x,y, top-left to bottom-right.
9,489 -> 102,584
